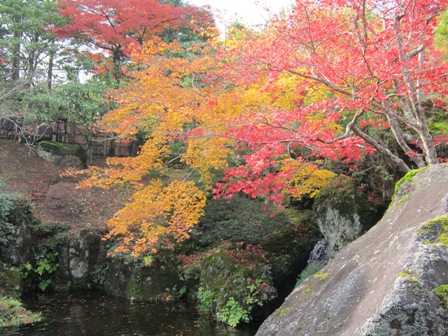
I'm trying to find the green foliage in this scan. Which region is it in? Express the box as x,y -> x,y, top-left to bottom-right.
20,251 -> 60,292
35,252 -> 59,291
427,107 -> 448,135
0,0 -> 65,83
185,245 -> 273,327
295,263 -> 325,288
21,222 -> 69,292
435,284 -> 448,307
198,195 -> 296,246
197,287 -> 213,311
435,9 -> 448,58
0,296 -> 41,327
0,192 -> 15,246
21,79 -> 117,125
218,297 -> 249,328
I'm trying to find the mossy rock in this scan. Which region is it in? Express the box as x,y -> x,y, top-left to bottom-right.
38,141 -> 87,168
262,210 -> 321,290
102,250 -> 182,302
192,244 -> 277,327
0,197 -> 40,266
313,175 -> 384,256
392,167 -> 429,205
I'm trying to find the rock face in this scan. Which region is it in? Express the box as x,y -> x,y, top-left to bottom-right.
313,176 -> 382,258
256,164 -> 448,336
57,229 -> 106,287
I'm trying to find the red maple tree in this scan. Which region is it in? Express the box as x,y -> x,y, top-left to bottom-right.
54,0 -> 214,80
222,0 -> 448,176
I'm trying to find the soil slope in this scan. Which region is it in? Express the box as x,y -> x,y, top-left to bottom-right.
0,140 -> 132,230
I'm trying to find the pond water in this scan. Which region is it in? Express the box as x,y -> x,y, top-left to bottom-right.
2,292 -> 259,336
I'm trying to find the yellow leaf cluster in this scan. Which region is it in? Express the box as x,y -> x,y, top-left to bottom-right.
280,159 -> 337,199
106,180 -> 206,257
181,136 -> 234,189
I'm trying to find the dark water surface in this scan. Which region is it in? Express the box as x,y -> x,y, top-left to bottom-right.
2,292 -> 259,336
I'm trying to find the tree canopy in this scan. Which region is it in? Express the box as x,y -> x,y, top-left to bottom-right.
2,0 -> 447,257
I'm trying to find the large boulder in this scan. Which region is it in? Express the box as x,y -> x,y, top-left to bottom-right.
37,141 -> 86,169
0,198 -> 38,266
102,251 -> 183,302
313,175 -> 384,258
256,164 -> 448,336
56,229 -> 106,288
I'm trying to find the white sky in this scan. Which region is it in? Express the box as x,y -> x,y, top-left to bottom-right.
188,0 -> 294,30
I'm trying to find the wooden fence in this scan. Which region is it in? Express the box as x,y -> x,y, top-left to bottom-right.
0,117 -> 135,157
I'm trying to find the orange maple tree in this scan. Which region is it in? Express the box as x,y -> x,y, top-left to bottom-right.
81,0 -> 448,255
81,37 -> 233,256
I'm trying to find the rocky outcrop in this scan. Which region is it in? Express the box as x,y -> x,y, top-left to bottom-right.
257,164 -> 448,336
102,253 -> 182,302
37,141 -> 86,169
0,199 -> 39,266
313,176 -> 383,258
56,229 -> 106,288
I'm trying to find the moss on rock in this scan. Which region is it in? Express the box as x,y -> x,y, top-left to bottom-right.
183,243 -> 277,327
262,210 -> 320,290
38,141 -> 86,168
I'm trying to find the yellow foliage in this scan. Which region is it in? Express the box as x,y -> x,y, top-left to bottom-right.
105,180 -> 206,256
280,159 -> 337,199
181,136 -> 233,189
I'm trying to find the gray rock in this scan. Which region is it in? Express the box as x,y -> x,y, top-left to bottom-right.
56,229 -> 106,287
256,164 -> 448,336
308,239 -> 329,265
313,176 -> 381,258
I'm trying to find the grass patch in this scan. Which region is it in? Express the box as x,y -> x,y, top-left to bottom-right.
435,284 -> 448,307
0,296 -> 41,327
295,263 -> 325,288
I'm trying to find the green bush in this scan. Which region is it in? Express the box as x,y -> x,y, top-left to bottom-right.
0,296 -> 41,327
198,195 -> 294,246
187,245 -> 274,327
0,192 -> 15,246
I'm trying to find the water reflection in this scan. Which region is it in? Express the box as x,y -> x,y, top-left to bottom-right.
2,292 -> 257,336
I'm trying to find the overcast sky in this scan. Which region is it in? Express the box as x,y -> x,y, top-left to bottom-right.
188,0 -> 294,30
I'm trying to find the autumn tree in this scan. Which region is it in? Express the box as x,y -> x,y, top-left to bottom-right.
79,35 -> 232,256
226,0 -> 448,175
79,17 -> 353,255
54,0 -> 215,82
